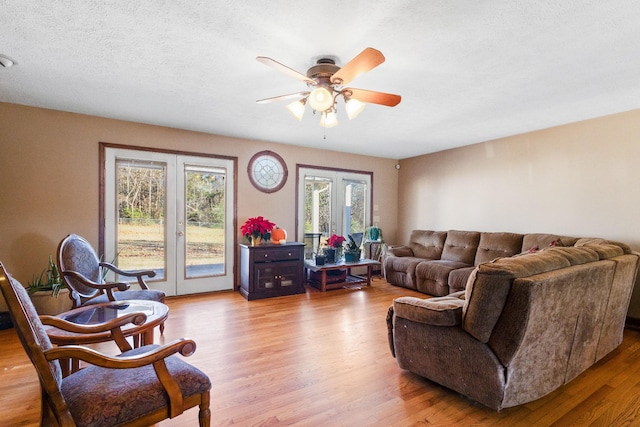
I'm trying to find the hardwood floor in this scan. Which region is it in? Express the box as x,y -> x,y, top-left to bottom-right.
2,278 -> 640,426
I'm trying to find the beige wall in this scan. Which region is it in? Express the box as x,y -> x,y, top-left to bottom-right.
396,108 -> 640,317
4,101 -> 640,317
0,102 -> 399,308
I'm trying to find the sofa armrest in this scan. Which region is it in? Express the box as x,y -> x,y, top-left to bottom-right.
393,295 -> 465,326
386,245 -> 414,257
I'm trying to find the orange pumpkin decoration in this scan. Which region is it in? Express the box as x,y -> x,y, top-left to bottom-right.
270,227 -> 287,244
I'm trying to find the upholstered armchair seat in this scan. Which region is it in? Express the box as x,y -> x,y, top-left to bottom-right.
62,344 -> 211,426
80,288 -> 165,305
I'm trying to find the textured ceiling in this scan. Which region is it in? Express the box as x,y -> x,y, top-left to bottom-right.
1,1 -> 640,159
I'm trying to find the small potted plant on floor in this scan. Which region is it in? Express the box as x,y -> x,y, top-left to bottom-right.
28,256 -> 73,315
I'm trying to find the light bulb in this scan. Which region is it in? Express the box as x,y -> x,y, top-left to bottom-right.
286,99 -> 306,121
320,111 -> 338,128
345,98 -> 366,120
308,87 -> 334,112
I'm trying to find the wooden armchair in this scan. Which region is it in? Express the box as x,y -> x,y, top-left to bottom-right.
57,234 -> 166,332
0,262 -> 211,427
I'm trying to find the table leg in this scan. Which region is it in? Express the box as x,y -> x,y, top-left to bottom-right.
366,265 -> 372,286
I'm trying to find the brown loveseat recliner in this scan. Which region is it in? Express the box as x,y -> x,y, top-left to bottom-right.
387,238 -> 639,410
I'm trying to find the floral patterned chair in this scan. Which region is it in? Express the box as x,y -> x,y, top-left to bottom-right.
57,233 -> 166,332
0,262 -> 211,427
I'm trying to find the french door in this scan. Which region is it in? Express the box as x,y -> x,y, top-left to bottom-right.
103,147 -> 235,296
297,166 -> 372,256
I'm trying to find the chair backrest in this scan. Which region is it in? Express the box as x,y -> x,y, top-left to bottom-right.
57,233 -> 102,300
0,262 -> 73,425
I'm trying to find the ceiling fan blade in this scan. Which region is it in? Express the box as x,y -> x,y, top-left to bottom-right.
346,88 -> 401,107
256,56 -> 316,84
256,92 -> 310,104
330,48 -> 386,86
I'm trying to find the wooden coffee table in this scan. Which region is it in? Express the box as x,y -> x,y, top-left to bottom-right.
304,258 -> 380,292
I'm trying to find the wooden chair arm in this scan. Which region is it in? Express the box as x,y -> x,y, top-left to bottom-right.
44,338 -> 197,369
100,262 -> 156,289
62,270 -> 130,292
42,311 -> 148,351
45,339 -> 197,418
40,311 -> 147,334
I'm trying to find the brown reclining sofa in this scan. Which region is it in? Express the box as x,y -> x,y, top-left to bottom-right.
385,230 -> 639,409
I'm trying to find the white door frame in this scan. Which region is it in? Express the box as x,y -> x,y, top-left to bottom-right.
296,166 -> 372,242
102,145 -> 236,296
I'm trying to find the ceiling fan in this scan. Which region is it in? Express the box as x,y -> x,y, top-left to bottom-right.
256,47 -> 401,128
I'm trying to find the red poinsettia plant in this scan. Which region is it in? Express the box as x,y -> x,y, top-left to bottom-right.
326,233 -> 346,248
241,216 -> 275,241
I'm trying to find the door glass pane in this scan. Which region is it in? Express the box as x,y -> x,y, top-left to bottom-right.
343,179 -> 367,235
184,165 -> 226,278
303,175 -> 332,257
116,159 -> 166,280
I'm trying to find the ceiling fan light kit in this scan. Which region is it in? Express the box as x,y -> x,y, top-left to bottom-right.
308,87 -> 334,112
286,99 -> 306,121
319,111 -> 338,128
345,97 -> 366,120
256,47 -> 401,128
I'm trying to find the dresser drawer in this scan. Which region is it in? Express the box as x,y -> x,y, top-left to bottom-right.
253,246 -> 301,262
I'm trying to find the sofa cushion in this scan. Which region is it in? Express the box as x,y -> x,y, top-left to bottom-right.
463,246 -> 599,343
542,246 -> 600,264
383,256 -> 424,290
386,245 -> 414,257
448,266 -> 476,292
521,233 -> 577,253
393,295 -> 465,326
574,238 -> 628,257
463,250 -> 571,343
474,232 -> 524,265
408,230 -> 447,260
441,230 -> 481,264
416,260 -> 470,296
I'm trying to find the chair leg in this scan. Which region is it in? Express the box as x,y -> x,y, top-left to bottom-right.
160,321 -> 165,334
198,392 -> 211,427
40,388 -> 56,427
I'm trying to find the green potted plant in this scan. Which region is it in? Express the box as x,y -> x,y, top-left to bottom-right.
366,225 -> 382,242
365,226 -> 386,263
27,256 -> 73,315
344,234 -> 362,263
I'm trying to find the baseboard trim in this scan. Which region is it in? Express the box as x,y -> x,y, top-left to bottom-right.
0,311 -> 12,330
625,316 -> 640,331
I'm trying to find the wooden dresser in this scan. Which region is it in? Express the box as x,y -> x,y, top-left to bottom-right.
239,242 -> 305,300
